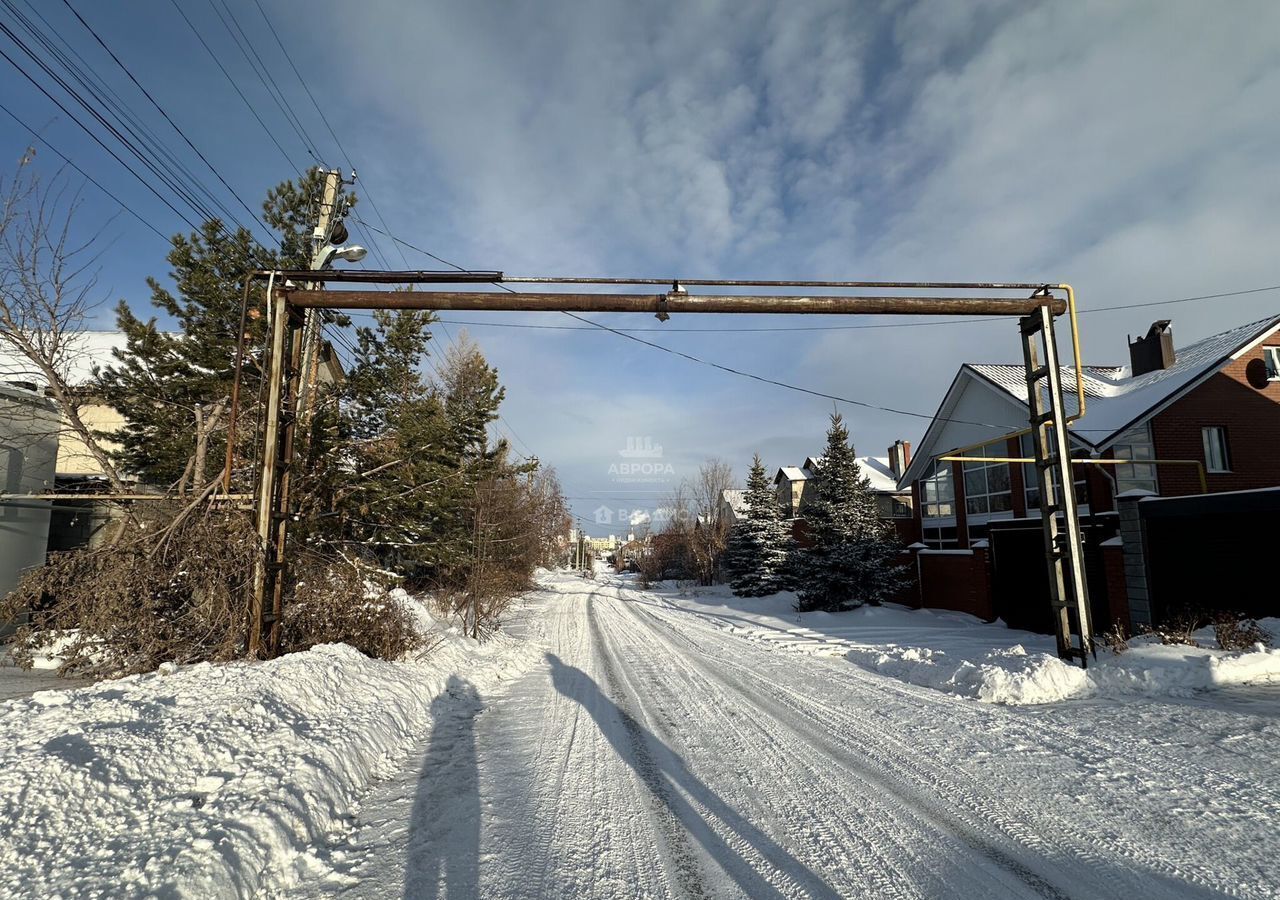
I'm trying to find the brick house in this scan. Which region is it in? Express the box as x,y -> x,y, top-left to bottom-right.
894,312 -> 1280,622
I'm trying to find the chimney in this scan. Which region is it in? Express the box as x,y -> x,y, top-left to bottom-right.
1128,320 -> 1175,376
888,440 -> 912,478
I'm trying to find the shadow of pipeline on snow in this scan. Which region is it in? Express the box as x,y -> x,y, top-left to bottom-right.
403,675 -> 481,900
546,651 -> 840,900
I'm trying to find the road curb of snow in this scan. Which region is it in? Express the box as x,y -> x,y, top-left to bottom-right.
646,585 -> 1280,706
0,608 -> 541,898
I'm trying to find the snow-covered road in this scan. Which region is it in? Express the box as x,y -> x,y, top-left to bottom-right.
290,572 -> 1278,899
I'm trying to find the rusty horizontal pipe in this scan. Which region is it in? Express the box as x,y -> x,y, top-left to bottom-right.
285,289 -> 1066,316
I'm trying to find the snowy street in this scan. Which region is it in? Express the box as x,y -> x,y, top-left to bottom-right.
286,571 -> 1278,899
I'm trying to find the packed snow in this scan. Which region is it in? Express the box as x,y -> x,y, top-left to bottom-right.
2,571 -> 1277,898
0,592 -> 541,898
653,584 -> 1280,705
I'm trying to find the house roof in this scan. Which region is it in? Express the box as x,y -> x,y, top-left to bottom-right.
775,465 -> 811,483
775,457 -> 900,494
719,487 -> 748,522
899,313 -> 1280,487
0,331 -> 131,387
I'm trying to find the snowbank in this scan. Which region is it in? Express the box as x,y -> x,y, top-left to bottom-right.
0,597 -> 541,898
650,583 -> 1280,705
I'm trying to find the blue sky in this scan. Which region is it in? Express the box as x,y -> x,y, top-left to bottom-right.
3,0 -> 1279,534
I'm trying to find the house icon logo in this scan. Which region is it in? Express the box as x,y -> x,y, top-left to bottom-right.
618,436 -> 663,458
593,505 -> 614,524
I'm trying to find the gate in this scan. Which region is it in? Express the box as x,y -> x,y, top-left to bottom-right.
988,515 -> 1119,634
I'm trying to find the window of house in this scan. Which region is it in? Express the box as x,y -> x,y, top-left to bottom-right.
876,493 -> 913,518
1021,433 -> 1088,509
1110,422 -> 1159,494
1202,426 -> 1231,473
921,459 -> 954,518
921,524 -> 960,549
962,443 -> 1012,517
1265,346 -> 1280,381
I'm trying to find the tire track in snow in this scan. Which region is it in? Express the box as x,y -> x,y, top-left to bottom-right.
608,591 -> 1076,900
629,589 -> 1274,897
591,591 -> 944,898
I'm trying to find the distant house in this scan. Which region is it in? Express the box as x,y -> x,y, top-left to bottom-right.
716,488 -> 747,527
0,383 -> 59,606
898,314 -> 1280,549
774,440 -> 917,543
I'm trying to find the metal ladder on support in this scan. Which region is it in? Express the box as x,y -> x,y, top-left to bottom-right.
1020,303 -> 1094,666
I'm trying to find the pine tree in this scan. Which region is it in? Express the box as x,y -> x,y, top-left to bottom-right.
98,168 -> 352,491
725,455 -> 791,596
795,413 -> 904,611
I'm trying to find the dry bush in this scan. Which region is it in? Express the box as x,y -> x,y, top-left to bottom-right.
1212,613 -> 1272,652
280,553 -> 424,660
1,505 -> 258,677
1141,611 -> 1204,647
1099,623 -> 1129,654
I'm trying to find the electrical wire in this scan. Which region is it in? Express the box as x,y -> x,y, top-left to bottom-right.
163,0 -> 303,175
0,99 -> 169,240
57,0 -> 275,245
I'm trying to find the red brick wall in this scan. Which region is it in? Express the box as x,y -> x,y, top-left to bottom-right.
915,547 -> 994,620
1101,543 -> 1129,633
1149,342 -> 1280,497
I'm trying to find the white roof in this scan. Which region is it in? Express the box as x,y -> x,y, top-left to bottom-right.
719,487 -> 748,522
0,331 -> 130,387
776,457 -> 899,494
855,456 -> 899,493
966,314 -> 1280,447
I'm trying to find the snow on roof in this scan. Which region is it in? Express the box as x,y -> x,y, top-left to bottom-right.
855,456 -> 899,493
967,314 -> 1280,448
776,457 -> 899,493
0,331 -> 130,387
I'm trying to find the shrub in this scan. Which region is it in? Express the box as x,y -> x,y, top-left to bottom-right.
1,508 -> 426,677
1,506 -> 258,677
1212,614 -> 1272,652
1099,623 -> 1129,654
281,553 -> 424,660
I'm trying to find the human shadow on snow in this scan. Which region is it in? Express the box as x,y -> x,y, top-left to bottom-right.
546,651 -> 841,899
402,675 -> 481,900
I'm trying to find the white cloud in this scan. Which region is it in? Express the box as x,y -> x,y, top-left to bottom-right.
300,0 -> 1280,520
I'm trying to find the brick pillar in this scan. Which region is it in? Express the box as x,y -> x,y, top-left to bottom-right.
1116,490 -> 1156,630
1100,538 -> 1130,633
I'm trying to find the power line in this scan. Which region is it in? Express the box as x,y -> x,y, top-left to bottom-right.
203,0 -> 321,165
57,0 -> 275,246
164,0 -> 303,175
0,38 -> 203,233
0,99 -> 168,240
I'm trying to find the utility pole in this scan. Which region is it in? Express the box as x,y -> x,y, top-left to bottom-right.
296,169 -> 343,433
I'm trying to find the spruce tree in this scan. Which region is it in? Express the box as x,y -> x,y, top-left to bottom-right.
725,454 -> 792,596
795,413 -> 904,611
